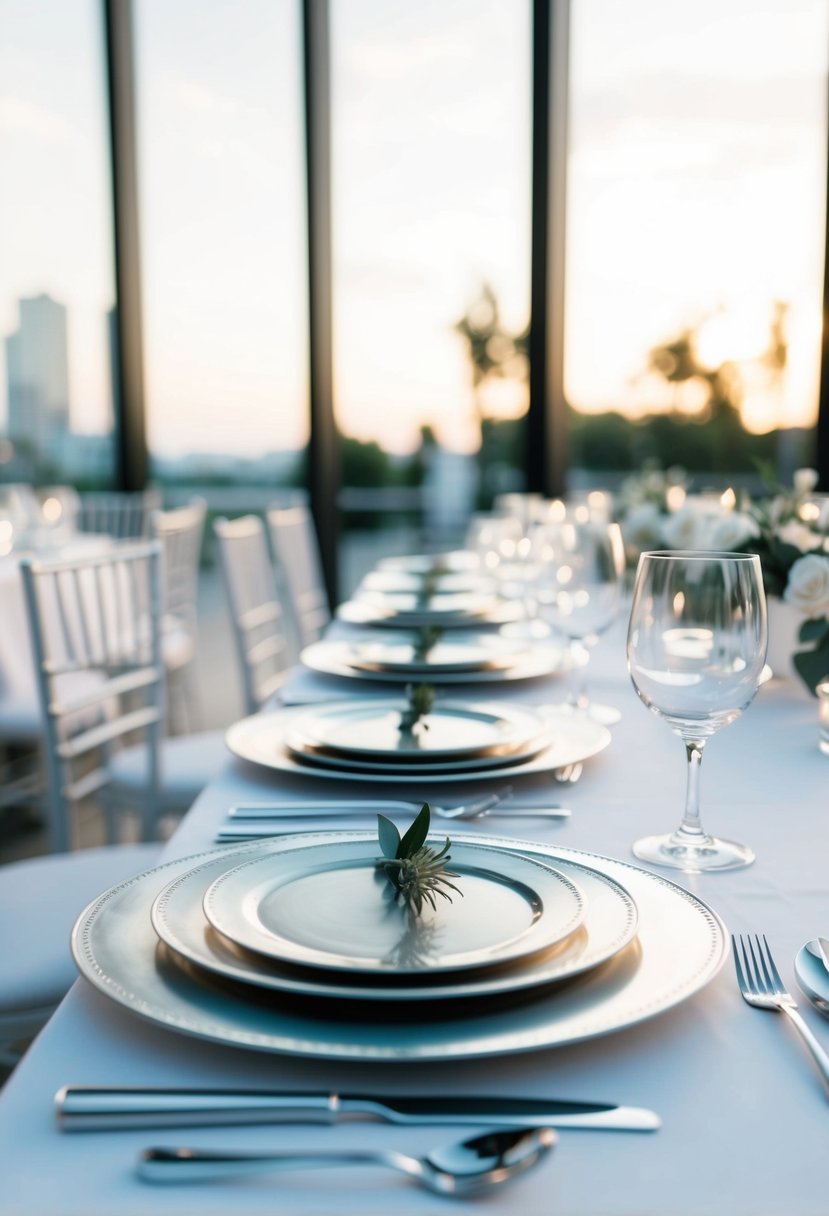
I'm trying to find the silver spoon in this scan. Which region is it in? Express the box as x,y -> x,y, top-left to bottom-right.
138,1125 -> 557,1196
796,940 -> 829,1017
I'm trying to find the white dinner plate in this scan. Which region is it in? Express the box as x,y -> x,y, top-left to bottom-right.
151,845 -> 638,1002
377,552 -> 481,575
200,840 -> 586,975
301,639 -> 568,685
361,570 -> 496,596
337,596 -> 524,629
72,831 -> 727,1061
225,707 -> 610,784
285,699 -> 549,764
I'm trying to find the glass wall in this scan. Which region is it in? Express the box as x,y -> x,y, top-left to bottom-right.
331,0 -> 532,586
0,0 -> 116,486
565,0 -> 829,487
133,0 -> 309,514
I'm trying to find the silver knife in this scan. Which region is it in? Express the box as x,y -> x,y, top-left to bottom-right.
55,1087 -> 659,1132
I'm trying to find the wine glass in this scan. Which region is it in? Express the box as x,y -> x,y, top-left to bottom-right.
626,550 -> 767,873
533,517 -> 626,723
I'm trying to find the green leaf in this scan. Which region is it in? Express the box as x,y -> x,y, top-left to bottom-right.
793,637 -> 829,696
799,617 -> 829,644
377,814 -> 401,859
398,802 -> 431,858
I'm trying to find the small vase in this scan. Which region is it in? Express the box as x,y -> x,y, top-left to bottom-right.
765,596 -> 803,682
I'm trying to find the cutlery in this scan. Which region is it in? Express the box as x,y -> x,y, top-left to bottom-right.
225,794 -> 572,822
55,1087 -> 661,1132
807,937 -> 829,977
795,941 -> 829,1017
137,1125 -> 557,1195
732,934 -> 829,1093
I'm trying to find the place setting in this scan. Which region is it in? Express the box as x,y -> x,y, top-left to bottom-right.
225,683 -> 611,785
336,583 -> 525,629
300,625 -> 569,686
69,802 -> 728,1066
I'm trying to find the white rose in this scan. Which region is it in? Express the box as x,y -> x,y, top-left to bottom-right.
783,553 -> 829,618
794,468 -> 819,494
621,502 -> 663,552
777,520 -> 823,553
661,506 -> 706,550
708,511 -> 760,550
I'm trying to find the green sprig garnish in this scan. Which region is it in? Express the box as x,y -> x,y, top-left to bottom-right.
376,803 -> 462,917
413,625 -> 443,661
398,682 -> 435,734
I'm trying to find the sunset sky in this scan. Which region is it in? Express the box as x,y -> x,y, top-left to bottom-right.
1,0 -> 827,459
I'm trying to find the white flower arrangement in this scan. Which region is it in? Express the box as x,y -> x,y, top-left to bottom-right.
615,465 -> 829,693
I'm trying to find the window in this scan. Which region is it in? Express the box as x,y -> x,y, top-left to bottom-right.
0,0 -> 116,486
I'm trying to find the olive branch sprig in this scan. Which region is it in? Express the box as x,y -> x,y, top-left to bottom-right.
376,804 -> 462,917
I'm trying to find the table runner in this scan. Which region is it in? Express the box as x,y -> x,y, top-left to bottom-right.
1,628 -> 827,1214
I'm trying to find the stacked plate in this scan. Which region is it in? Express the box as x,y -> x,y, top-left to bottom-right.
225,699 -> 611,784
301,631 -> 568,686
337,588 -> 524,629
71,830 -> 728,1061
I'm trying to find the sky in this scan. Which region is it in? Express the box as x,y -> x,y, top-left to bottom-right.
0,0 -> 827,460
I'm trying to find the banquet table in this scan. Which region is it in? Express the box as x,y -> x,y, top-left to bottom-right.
2,617 -> 828,1215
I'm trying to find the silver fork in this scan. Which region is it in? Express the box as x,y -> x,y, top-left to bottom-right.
732,934 -> 829,1093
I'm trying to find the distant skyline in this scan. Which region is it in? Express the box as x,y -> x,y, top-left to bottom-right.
1,0 -> 827,461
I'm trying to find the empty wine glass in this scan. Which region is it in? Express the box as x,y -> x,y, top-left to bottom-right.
626,550 -> 767,873
533,517 -> 626,723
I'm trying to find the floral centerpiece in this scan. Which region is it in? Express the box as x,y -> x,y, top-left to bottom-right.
735,468 -> 829,694
615,464 -> 829,694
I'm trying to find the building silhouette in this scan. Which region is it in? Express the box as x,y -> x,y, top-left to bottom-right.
5,293 -> 70,459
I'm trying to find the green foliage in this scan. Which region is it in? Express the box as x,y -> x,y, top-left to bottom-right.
375,804 -> 461,917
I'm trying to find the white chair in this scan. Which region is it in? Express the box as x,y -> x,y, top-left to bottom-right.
213,515 -> 291,715
20,542 -> 226,853
0,842 -> 160,1067
77,488 -> 162,539
150,497 -> 207,732
266,504 -> 330,649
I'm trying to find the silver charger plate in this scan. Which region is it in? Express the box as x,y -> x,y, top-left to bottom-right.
199,840 -> 586,976
151,843 -> 638,1002
284,699 -> 549,764
72,831 -> 726,1061
225,707 -> 610,784
301,638 -> 568,685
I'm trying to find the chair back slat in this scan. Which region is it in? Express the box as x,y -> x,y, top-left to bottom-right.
266,504 -> 330,648
213,515 -> 290,715
20,542 -> 166,852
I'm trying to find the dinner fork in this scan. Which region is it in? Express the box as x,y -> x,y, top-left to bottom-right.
732,934 -> 829,1093
553,762 -> 583,785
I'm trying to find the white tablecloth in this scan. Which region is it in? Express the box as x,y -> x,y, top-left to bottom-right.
2,627 -> 828,1215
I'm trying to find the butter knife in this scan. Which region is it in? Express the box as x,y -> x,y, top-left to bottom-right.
55,1087 -> 659,1132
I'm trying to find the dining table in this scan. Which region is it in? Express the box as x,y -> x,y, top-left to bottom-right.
1,596 -> 828,1215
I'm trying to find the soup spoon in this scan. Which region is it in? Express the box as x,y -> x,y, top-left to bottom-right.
138,1125 -> 556,1196
795,940 -> 829,1017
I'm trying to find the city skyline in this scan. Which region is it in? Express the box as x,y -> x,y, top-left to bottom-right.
2,0 -> 827,462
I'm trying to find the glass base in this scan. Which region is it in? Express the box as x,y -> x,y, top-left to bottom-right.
548,700 -> 622,727
632,833 -> 755,874
500,619 -> 552,641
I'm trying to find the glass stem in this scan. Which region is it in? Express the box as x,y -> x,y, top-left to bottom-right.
674,739 -> 709,844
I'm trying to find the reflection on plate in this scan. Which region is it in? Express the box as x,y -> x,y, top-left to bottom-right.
284,700 -> 550,764
152,847 -> 638,1002
225,707 -> 610,784
73,831 -> 727,1061
301,639 -> 568,685
200,841 -> 586,975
